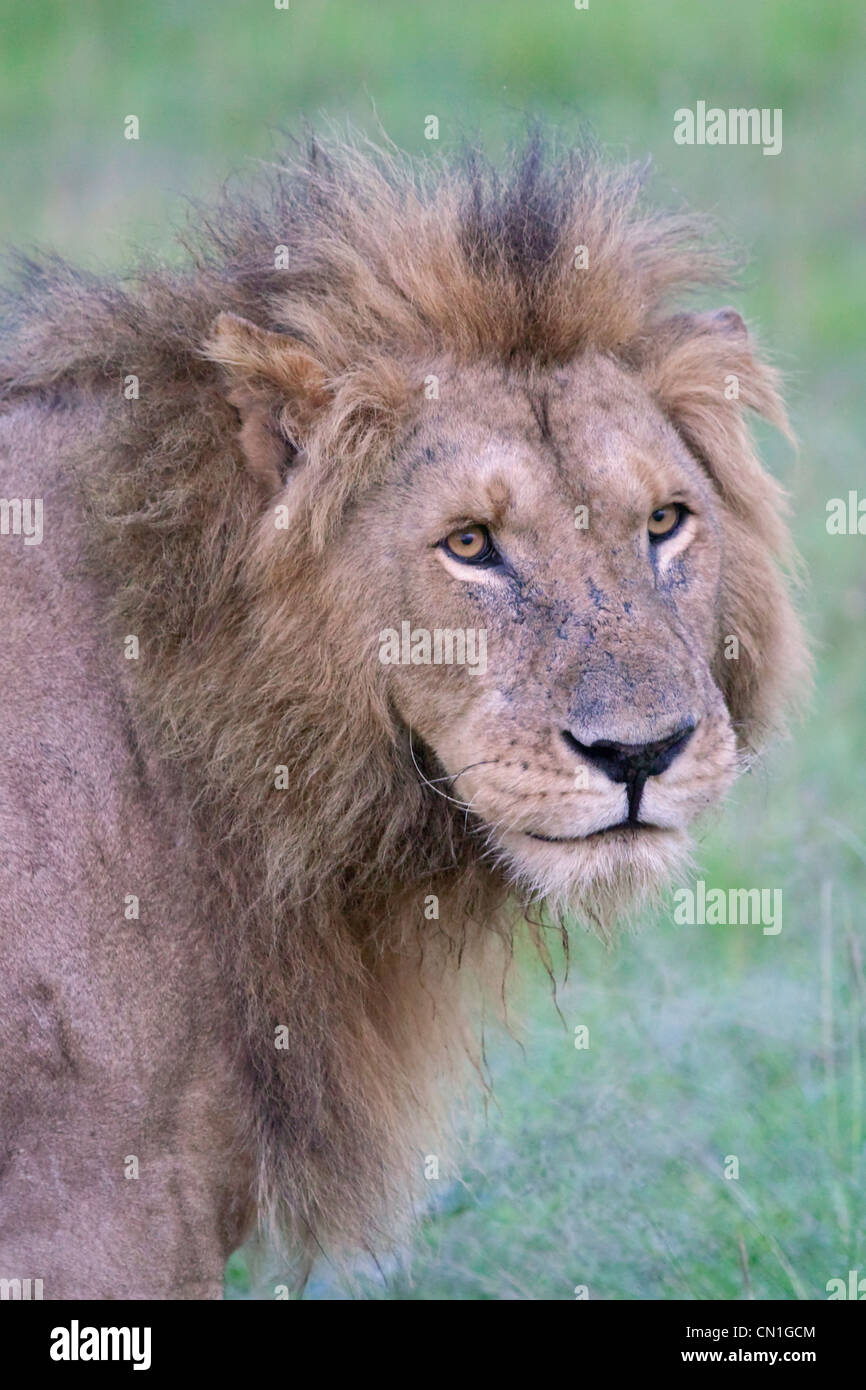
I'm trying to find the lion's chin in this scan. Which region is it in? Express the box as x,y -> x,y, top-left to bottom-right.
493,823 -> 692,938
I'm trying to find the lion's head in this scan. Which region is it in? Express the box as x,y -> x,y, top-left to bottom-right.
338,351 -> 739,917
202,141 -> 806,930
0,131 -> 808,1260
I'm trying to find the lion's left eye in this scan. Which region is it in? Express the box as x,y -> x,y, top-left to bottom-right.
441,524 -> 500,566
647,504 -> 687,542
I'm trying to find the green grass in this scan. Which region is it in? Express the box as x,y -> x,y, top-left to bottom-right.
2,0 -> 863,1300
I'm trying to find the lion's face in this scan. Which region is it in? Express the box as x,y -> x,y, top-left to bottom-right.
355,353 -> 738,908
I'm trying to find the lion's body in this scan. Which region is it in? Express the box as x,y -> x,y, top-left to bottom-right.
0,401 -> 253,1296
0,135 -> 807,1297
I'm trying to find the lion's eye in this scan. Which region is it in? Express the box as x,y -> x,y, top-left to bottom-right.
647,504 -> 686,542
441,524 -> 498,565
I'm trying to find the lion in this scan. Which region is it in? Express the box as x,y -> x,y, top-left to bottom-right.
0,133 -> 806,1298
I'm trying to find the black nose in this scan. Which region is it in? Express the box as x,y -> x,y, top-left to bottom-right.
562,723 -> 695,821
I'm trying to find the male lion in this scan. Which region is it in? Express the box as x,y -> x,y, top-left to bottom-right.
0,135 -> 806,1298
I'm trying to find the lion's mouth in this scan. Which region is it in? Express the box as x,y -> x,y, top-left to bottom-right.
525,819 -> 664,844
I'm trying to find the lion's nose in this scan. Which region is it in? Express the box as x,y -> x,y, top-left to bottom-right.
563,722 -> 695,822
562,724 -> 695,784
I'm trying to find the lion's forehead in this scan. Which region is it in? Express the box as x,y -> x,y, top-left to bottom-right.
403,403 -> 700,542
401,363 -> 703,532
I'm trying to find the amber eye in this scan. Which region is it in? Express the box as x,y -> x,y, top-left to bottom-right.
442,524 -> 497,565
648,504 -> 686,542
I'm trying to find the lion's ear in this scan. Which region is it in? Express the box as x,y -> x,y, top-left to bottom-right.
640,305 -> 790,440
204,312 -> 329,490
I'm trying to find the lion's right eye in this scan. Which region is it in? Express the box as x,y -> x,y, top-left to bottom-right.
648,503 -> 687,543
441,524 -> 499,565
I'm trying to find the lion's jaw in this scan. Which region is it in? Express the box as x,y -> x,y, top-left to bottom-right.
431,693 -> 738,924
498,765 -> 738,924
358,354 -> 742,923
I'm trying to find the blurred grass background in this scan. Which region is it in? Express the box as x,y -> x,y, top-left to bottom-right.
2,0 -> 863,1299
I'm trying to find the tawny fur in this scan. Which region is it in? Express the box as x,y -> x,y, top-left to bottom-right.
0,132 -> 808,1270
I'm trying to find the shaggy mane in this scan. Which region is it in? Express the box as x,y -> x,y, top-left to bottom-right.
0,131 -> 804,1271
